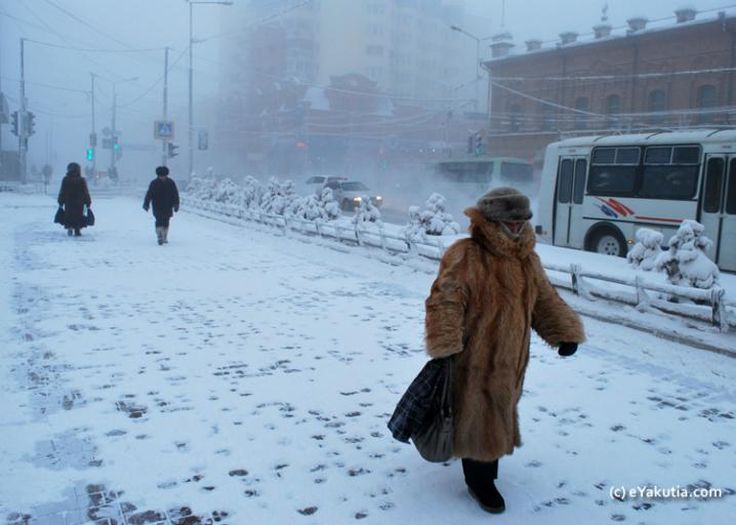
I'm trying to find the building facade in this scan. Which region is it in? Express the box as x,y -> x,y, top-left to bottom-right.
483,8 -> 736,165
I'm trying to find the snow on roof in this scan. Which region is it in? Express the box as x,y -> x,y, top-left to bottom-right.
303,86 -> 330,111
487,9 -> 736,64
551,129 -> 736,148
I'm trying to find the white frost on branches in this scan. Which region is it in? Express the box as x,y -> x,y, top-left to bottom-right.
655,220 -> 719,289
352,195 -> 382,225
627,228 -> 663,271
403,193 -> 461,241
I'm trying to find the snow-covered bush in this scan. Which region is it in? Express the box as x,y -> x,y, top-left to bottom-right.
186,175 -> 217,200
655,220 -> 719,289
403,193 -> 461,241
241,176 -> 264,209
352,195 -> 382,225
260,177 -> 299,216
627,228 -> 663,271
213,178 -> 242,204
320,188 -> 341,220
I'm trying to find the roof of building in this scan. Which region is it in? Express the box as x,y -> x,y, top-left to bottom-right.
485,9 -> 736,66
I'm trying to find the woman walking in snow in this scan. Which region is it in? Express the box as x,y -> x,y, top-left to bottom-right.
57,162 -> 92,237
143,166 -> 180,245
424,187 -> 586,513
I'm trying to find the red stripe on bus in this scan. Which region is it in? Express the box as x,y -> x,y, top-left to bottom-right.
605,199 -> 631,217
613,199 -> 635,215
634,216 -> 683,223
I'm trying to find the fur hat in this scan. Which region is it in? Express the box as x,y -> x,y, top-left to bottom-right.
476,187 -> 532,222
156,166 -> 170,177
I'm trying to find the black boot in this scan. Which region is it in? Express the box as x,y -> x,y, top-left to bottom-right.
462,458 -> 505,514
74,228 -> 81,237
67,228 -> 73,236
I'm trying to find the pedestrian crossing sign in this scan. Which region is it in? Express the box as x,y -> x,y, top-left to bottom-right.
154,120 -> 175,140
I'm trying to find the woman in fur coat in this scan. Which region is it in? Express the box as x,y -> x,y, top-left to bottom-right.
57,162 -> 92,236
425,187 -> 586,514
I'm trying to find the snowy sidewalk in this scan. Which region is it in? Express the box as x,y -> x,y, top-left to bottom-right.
1,194 -> 735,525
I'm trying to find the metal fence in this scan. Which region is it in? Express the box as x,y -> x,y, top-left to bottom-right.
183,196 -> 735,332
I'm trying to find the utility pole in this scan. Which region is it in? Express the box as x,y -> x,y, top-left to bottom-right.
110,83 -> 117,175
162,46 -> 169,166
188,1 -> 194,180
90,73 -> 97,177
0,14 -> 4,177
19,38 -> 27,184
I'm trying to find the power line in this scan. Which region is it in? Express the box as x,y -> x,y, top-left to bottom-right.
22,38 -> 166,54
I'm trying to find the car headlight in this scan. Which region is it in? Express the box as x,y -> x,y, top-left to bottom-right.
375,195 -> 383,200
353,196 -> 362,202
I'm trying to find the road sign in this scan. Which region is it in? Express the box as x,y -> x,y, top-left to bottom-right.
154,120 -> 175,140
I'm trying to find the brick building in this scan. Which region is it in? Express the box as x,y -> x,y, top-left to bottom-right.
482,8 -> 736,165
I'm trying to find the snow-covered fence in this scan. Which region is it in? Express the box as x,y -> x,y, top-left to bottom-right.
182,196 -> 735,331
546,262 -> 733,330
183,196 -> 446,259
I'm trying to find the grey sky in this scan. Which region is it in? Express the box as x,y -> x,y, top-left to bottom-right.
1,0 -> 735,173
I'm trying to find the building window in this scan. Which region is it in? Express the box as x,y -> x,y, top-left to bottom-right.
606,94 -> 622,128
574,97 -> 589,130
648,90 -> 666,125
696,84 -> 718,124
509,104 -> 522,132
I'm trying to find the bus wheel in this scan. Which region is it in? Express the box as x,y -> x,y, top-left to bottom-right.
588,227 -> 627,257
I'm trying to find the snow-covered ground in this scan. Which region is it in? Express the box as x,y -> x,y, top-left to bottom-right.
1,193 -> 735,525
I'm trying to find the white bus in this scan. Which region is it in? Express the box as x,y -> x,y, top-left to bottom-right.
536,130 -> 736,272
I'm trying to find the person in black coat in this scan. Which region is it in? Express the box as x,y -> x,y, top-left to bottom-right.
57,162 -> 92,236
143,166 -> 180,245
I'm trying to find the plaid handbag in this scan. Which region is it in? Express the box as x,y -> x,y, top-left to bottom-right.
412,356 -> 454,462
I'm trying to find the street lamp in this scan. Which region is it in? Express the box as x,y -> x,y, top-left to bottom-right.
450,25 -> 492,113
188,0 -> 233,181
109,76 -> 138,178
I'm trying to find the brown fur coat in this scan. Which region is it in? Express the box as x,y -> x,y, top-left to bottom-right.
425,208 -> 586,461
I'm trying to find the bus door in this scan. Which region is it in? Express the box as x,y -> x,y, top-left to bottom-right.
701,155 -> 736,271
553,157 -> 588,247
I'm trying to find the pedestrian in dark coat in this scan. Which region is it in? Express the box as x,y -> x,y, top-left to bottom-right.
57,162 -> 91,236
143,166 -> 180,245
425,187 -> 586,514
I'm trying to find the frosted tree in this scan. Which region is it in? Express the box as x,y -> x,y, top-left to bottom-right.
627,228 -> 663,271
403,193 -> 461,241
655,220 -> 719,288
242,176 -> 263,209
320,187 -> 341,220
261,177 -> 299,215
352,195 -> 382,225
213,178 -> 242,204
293,194 -> 323,220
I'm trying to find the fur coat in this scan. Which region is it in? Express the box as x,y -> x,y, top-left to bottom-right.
425,208 -> 586,461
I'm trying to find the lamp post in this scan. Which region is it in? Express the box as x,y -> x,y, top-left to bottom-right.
109,76 -> 138,180
449,25 -> 492,113
187,0 -> 233,181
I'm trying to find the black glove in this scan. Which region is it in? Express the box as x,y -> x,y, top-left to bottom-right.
143,204 -> 149,212
558,342 -> 578,357
174,206 -> 179,213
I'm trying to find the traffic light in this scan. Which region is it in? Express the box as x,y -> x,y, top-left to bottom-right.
167,142 -> 179,158
474,133 -> 484,156
86,148 -> 94,161
26,112 -> 36,136
11,111 -> 19,136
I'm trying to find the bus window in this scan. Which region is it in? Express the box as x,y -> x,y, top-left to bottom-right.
592,148 -> 615,164
557,159 -> 573,203
616,147 -> 640,164
587,166 -> 637,196
728,159 -> 736,214
639,166 -> 698,199
704,158 -> 724,213
673,146 -> 700,164
501,162 -> 533,180
573,159 -> 587,204
645,147 -> 672,164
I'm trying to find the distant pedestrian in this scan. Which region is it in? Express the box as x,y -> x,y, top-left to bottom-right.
143,166 -> 180,245
424,187 -> 586,514
57,162 -> 92,237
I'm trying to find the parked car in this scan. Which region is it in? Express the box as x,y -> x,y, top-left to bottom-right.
323,180 -> 384,210
305,175 -> 347,195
